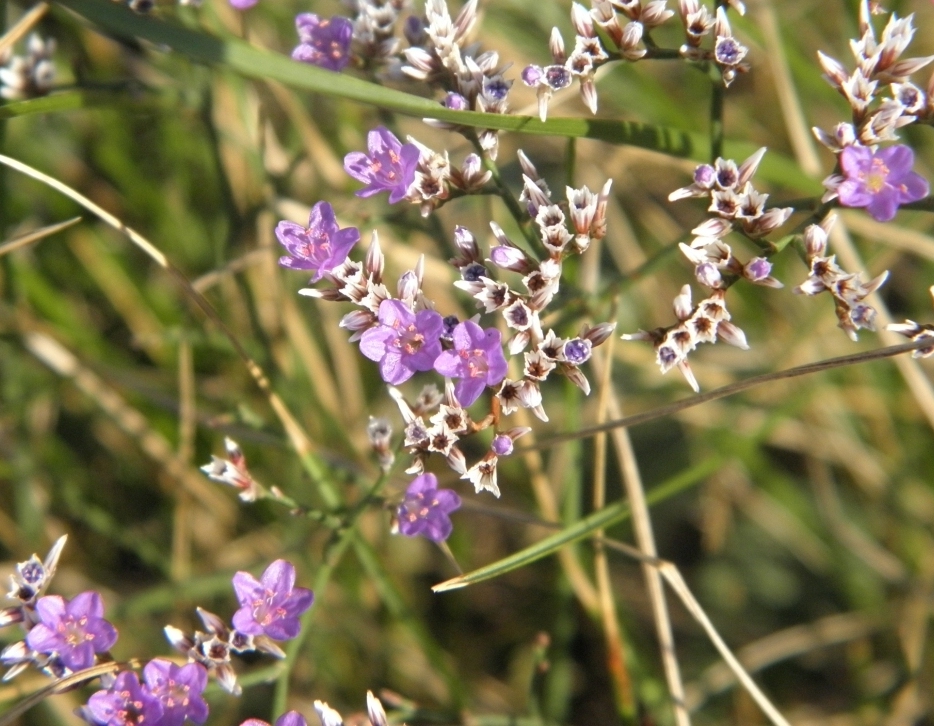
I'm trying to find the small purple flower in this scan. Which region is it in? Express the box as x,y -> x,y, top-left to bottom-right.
491,434 -> 513,457
276,201 -> 360,282
232,560 -> 314,641
228,0 -> 257,10
521,65 -> 543,86
359,300 -> 444,385
26,591 -> 118,672
397,473 -> 461,542
544,65 -> 573,90
434,321 -> 508,407
694,164 -> 716,188
344,127 -> 421,204
292,14 -> 353,72
86,671 -> 164,726
143,659 -> 209,726
443,92 -> 468,110
836,144 -> 929,222
745,257 -> 772,282
490,245 -> 527,271
562,338 -> 592,365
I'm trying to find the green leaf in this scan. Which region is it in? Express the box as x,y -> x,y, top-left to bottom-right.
433,456 -> 723,592
53,0 -> 820,191
0,91 -> 88,119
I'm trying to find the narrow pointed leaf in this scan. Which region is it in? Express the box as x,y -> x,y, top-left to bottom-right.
433,456 -> 722,592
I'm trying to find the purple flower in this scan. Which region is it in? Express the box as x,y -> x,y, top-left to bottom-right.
344,127 -> 421,204
228,0 -> 257,9
397,473 -> 461,542
837,144 -> 929,222
745,257 -> 772,282
433,321 -> 508,407
443,92 -> 468,110
86,671 -> 164,726
232,560 -> 314,641
292,14 -> 353,72
491,434 -> 513,457
26,591 -> 117,672
276,201 -> 360,282
359,300 -> 444,385
143,659 -> 209,726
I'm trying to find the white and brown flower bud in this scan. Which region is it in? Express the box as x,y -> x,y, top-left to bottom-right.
548,26 -> 566,63
563,365 -> 591,395
591,1 -> 624,48
641,0 -> 675,28
571,3 -> 595,37
581,321 -> 617,347
446,446 -> 467,475
365,230 -> 384,282
717,320 -> 749,349
524,349 -> 557,381
673,284 -> 693,320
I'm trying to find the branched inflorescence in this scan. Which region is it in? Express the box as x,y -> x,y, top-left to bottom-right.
273,129 -> 615,531
1,538 -> 313,726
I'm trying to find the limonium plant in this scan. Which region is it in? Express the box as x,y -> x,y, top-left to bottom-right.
3,0 -> 934,725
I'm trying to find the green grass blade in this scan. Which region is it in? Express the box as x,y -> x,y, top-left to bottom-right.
0,92 -> 87,119
52,0 -> 819,190
433,456 -> 723,592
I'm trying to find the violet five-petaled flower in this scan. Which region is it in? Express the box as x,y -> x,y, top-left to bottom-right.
276,201 -> 360,282
343,127 -> 421,204
240,714 -> 308,726
86,671 -> 164,726
359,300 -> 444,385
292,14 -> 353,72
231,560 -> 314,641
397,473 -> 462,542
836,144 -> 929,222
26,591 -> 118,672
143,659 -> 209,726
434,320 -> 508,407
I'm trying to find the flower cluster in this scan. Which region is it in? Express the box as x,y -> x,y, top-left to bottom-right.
669,147 -> 792,291
242,691 -> 389,726
677,1 -> 749,86
623,285 -> 747,392
0,536 -> 117,681
0,34 -> 55,101
624,147 -> 790,390
162,559 -> 313,695
813,2 -> 934,153
812,3 -> 931,221
792,213 -> 888,341
403,0 -> 513,158
343,125 -> 488,216
278,145 -> 614,525
522,0 -> 751,121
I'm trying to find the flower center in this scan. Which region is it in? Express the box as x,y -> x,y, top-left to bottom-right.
862,158 -> 890,193
252,590 -> 286,626
59,615 -> 92,646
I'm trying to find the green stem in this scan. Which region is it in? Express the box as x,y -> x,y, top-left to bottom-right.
565,137 -> 577,187
710,71 -> 725,161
